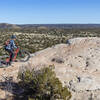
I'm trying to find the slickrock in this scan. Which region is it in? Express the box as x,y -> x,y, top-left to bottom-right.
0,37 -> 100,100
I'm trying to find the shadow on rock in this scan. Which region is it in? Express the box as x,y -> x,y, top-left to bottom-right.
0,76 -> 28,100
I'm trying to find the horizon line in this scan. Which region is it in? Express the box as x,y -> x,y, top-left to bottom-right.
1,23 -> 100,25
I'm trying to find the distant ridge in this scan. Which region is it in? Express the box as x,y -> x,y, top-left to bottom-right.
0,23 -> 100,29
0,23 -> 20,29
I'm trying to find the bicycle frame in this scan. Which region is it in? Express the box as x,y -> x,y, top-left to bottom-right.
6,48 -> 20,63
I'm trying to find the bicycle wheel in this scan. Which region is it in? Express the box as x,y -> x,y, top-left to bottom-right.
18,50 -> 30,62
0,60 -> 8,68
0,55 -> 9,68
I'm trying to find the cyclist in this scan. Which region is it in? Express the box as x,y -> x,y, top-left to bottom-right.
4,35 -> 17,65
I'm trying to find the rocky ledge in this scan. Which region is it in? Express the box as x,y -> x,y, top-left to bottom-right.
0,37 -> 100,100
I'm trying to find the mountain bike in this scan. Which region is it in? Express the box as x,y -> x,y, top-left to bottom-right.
0,47 -> 30,68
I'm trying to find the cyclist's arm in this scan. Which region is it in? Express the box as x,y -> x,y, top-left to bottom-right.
13,42 -> 17,49
10,40 -> 17,49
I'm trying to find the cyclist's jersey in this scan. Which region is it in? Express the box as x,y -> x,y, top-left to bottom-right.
5,40 -> 17,50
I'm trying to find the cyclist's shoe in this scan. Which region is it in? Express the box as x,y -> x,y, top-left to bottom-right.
7,62 -> 12,66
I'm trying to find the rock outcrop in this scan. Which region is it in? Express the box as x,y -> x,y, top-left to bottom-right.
0,37 -> 100,100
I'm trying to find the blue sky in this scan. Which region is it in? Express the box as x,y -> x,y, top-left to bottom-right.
0,0 -> 100,24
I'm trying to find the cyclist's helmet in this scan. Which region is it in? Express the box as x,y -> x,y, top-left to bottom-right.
11,35 -> 16,39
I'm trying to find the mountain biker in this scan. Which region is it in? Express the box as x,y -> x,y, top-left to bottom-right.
4,35 -> 17,65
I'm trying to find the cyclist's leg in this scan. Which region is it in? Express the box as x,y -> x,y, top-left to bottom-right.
5,49 -> 11,63
9,49 -> 15,62
6,49 -> 14,65
13,48 -> 19,61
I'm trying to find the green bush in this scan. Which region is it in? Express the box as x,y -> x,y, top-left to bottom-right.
18,65 -> 71,100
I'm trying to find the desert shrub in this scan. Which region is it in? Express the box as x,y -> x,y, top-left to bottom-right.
18,65 -> 71,100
